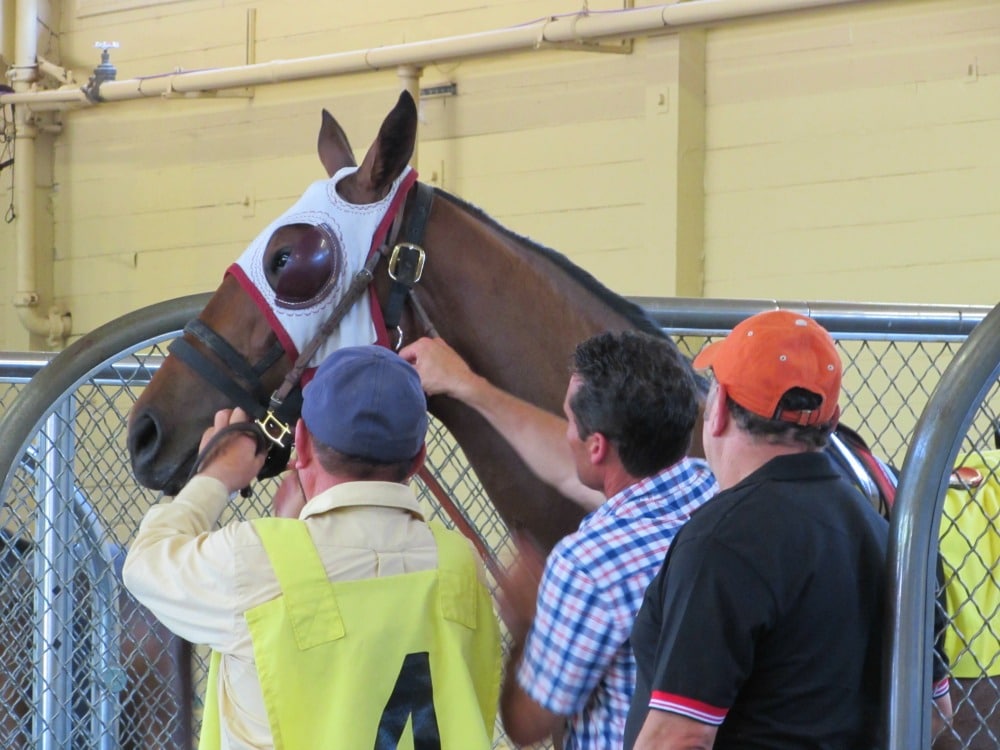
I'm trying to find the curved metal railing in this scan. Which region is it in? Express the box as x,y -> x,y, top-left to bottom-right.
886,302 -> 1000,750
0,295 -> 996,748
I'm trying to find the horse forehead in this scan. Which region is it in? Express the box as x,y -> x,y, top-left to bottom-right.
260,177 -> 346,238
227,165 -> 415,364
245,166 -> 411,261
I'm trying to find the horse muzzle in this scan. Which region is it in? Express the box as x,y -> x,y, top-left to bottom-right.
127,407 -> 196,495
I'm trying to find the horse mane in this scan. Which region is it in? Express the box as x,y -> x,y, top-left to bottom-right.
432,187 -> 666,339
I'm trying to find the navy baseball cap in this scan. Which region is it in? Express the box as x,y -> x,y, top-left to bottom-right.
301,345 -> 428,462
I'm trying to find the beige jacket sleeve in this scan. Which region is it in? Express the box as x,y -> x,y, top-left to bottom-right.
122,476 -> 251,652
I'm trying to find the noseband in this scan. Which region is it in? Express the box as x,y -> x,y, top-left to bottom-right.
166,182 -> 437,484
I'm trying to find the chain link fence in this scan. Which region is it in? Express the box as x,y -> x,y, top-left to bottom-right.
0,296 -> 997,749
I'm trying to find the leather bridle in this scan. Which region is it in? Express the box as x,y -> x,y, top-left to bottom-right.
167,181 -> 501,576
169,181 -> 436,478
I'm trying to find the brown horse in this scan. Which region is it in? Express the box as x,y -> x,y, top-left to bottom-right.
127,89 -> 699,551
124,90 -> 993,747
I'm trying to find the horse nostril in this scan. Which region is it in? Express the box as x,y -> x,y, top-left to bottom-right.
128,410 -> 162,466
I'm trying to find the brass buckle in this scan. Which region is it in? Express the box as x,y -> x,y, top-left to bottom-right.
387,243 -> 426,283
255,411 -> 293,448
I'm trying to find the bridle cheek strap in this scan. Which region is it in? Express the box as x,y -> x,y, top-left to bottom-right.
168,320 -> 283,419
167,319 -> 301,481
378,182 -> 438,349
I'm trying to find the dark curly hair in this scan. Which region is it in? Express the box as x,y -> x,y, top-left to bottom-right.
569,331 -> 699,477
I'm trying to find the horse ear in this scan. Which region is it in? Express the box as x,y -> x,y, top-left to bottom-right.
318,109 -> 356,177
350,90 -> 417,199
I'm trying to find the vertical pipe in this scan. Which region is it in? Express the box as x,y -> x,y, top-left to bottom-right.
73,495 -> 123,750
0,0 -> 8,66
33,400 -> 77,749
12,0 -> 32,70
10,0 -> 70,344
10,0 -> 36,299
13,103 -> 37,308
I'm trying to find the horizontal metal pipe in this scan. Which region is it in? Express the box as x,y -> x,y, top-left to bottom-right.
632,296 -> 991,339
0,298 -> 989,386
0,86 -> 89,108
0,0 -> 867,109
0,351 -> 55,381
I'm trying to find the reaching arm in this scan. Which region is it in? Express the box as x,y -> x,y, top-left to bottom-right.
632,710 -> 717,750
497,536 -> 563,745
932,688 -> 952,738
123,408 -> 268,649
190,407 -> 268,494
399,337 -> 603,511
500,641 -> 563,745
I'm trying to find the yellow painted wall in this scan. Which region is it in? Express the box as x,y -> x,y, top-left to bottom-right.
703,1 -> 1000,304
0,0 -> 997,352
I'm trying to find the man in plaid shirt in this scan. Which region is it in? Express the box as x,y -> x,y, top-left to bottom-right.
402,331 -> 718,749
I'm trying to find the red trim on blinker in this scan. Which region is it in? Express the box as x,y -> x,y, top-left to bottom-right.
225,263 -> 300,363
364,169 -> 418,350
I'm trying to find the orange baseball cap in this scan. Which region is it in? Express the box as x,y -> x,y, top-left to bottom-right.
693,310 -> 842,426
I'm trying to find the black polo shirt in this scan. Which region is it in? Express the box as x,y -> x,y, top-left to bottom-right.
625,451 -> 888,749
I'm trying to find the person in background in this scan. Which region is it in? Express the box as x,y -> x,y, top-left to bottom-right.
401,331 -> 717,749
624,310 -> 951,749
124,345 -> 501,750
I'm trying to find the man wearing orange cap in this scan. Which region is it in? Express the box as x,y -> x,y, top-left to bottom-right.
623,310 -> 950,749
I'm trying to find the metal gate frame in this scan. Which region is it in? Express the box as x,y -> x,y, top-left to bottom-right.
0,294 -> 996,749
887,302 -> 1000,750
0,294 -> 207,750
0,293 -> 210,500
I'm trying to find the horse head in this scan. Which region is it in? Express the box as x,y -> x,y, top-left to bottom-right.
128,92 -> 420,495
128,90 -> 696,549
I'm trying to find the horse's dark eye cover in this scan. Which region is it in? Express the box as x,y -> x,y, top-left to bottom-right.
263,223 -> 343,308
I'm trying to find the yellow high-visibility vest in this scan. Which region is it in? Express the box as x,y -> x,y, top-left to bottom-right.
940,450 -> 1000,678
199,518 -> 500,749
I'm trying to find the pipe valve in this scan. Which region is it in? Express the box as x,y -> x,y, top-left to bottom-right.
84,42 -> 119,102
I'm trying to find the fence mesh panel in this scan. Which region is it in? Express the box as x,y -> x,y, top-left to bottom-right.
0,312 -> 996,749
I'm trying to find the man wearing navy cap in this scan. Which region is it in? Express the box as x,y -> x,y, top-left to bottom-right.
124,345 -> 500,750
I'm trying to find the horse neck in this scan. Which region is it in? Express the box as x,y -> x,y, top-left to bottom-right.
392,191 -> 653,548
417,191 -> 643,414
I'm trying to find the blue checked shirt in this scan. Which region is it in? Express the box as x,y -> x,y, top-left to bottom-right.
516,457 -> 717,749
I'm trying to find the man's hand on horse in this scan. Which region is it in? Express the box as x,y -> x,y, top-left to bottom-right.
195,408 -> 268,495
399,337 -> 480,401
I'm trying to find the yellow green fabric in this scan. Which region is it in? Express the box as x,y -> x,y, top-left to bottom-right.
199,650 -> 222,750
199,518 -> 500,749
940,450 -> 1000,678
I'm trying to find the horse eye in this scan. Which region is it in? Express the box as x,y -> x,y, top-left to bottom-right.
269,248 -> 291,274
262,224 -> 342,308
